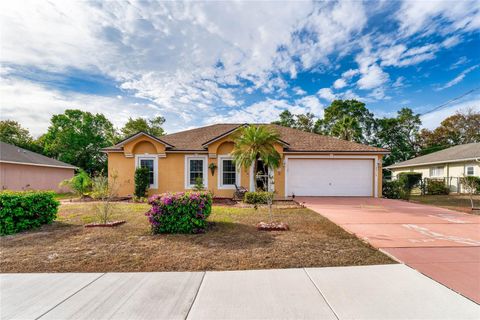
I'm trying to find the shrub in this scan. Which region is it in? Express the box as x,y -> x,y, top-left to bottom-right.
134,167 -> 150,198
382,180 -> 403,199
460,176 -> 480,194
398,172 -> 422,190
146,191 -> 212,234
244,191 -> 274,204
60,169 -> 92,197
426,178 -> 449,195
193,176 -> 204,191
0,191 -> 59,235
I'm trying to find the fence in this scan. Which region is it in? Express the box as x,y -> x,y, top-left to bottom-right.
391,176 -> 465,195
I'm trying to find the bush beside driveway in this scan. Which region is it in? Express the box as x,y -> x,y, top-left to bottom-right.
0,202 -> 394,273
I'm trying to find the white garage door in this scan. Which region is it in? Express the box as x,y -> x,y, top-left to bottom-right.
286,158 -> 374,196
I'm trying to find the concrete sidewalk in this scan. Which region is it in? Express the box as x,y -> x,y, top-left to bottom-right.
1,265 -> 478,320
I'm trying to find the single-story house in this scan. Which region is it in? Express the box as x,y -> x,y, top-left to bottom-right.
102,124 -> 388,198
386,142 -> 480,193
0,141 -> 76,192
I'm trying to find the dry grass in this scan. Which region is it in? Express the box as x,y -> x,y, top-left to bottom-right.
410,194 -> 480,214
1,203 -> 394,273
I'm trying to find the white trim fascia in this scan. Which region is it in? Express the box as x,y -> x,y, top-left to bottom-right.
283,151 -> 389,155
284,155 -> 379,198
217,155 -> 241,189
0,160 -> 77,170
386,157 -> 480,170
184,155 -> 208,189
167,150 -> 208,154
135,154 -> 158,189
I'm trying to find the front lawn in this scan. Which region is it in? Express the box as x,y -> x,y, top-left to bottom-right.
1,203 -> 394,272
410,194 -> 480,213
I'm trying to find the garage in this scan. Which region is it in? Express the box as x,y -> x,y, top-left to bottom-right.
286,158 -> 374,197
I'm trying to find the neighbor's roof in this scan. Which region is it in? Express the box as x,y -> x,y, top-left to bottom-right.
386,142 -> 480,169
0,141 -> 77,169
103,123 -> 388,153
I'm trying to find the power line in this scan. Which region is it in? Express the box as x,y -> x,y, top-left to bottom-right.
421,86 -> 480,116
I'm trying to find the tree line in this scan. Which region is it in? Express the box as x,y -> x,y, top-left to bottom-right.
0,109 -> 166,174
1,100 -> 478,175
272,100 -> 479,171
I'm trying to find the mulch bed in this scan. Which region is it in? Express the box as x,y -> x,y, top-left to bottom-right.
84,220 -> 126,228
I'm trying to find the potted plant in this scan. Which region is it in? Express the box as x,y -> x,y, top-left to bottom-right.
209,162 -> 217,176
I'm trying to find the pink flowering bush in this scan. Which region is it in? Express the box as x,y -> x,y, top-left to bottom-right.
146,191 -> 213,234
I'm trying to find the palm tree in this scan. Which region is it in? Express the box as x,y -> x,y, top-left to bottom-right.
232,125 -> 281,191
331,115 -> 360,141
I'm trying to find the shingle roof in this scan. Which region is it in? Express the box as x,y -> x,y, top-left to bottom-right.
386,143 -> 480,169
0,141 -> 77,169
104,123 -> 387,153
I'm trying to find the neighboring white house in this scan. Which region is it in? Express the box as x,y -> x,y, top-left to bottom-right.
386,143 -> 480,193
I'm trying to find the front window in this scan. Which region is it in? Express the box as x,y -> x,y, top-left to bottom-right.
430,166 -> 444,177
140,159 -> 154,185
189,159 -> 204,185
466,166 -> 475,176
136,156 -> 157,188
185,156 -> 207,188
223,159 -> 236,185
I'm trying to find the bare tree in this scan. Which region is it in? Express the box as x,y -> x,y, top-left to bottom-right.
92,171 -> 120,224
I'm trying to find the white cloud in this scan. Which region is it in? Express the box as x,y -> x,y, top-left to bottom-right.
317,88 -> 336,101
293,86 -> 307,96
396,0 -> 480,36
435,65 -> 479,91
210,95 -> 324,124
333,78 -> 347,89
357,64 -> 389,90
0,77 -> 178,136
420,98 -> 480,129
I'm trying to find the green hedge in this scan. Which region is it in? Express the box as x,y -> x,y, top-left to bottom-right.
382,180 -> 403,199
0,191 -> 59,235
244,191 -> 274,204
426,179 -> 450,195
146,192 -> 212,234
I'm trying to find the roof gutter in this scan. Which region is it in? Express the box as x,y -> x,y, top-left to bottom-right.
385,157 -> 480,170
0,160 -> 77,170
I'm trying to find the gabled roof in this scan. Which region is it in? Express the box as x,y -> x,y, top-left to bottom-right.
102,131 -> 175,151
0,141 -> 77,169
103,123 -> 387,153
386,143 -> 480,169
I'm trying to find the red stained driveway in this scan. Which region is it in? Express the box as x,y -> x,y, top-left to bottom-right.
297,197 -> 480,304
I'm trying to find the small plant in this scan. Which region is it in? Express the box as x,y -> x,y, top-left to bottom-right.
146,191 -> 213,234
60,169 -> 92,198
244,191 -> 274,204
193,176 -> 204,191
425,178 -> 449,195
92,171 -> 119,224
134,167 -> 150,198
0,191 -> 59,235
208,162 -> 217,176
460,175 -> 480,209
382,180 -> 403,199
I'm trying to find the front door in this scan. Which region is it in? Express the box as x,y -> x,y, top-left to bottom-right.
255,159 -> 269,191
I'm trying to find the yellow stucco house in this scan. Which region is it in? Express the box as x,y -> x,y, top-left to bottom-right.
386,143 -> 480,193
102,124 -> 388,198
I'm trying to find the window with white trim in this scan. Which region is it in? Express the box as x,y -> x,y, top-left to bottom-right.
218,156 -> 238,188
430,166 -> 444,177
185,156 -> 207,188
466,165 -> 475,176
136,155 -> 158,189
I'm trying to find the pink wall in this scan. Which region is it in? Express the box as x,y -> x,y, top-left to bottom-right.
0,163 -> 74,192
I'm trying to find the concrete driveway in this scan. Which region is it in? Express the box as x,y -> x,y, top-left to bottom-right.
297,197 -> 480,304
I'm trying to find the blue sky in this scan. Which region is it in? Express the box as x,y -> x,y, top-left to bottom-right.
1,0 -> 479,136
